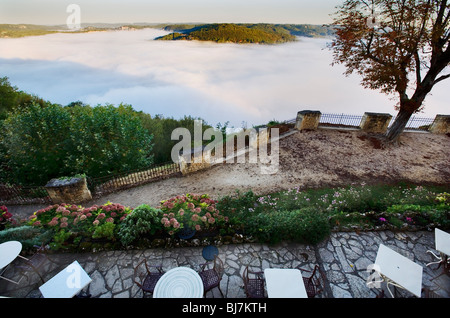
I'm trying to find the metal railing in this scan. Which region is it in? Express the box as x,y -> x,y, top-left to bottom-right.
319,113 -> 364,128
317,113 -> 434,132
390,115 -> 435,131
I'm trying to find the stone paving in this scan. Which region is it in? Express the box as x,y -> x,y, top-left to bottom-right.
1,230 -> 449,298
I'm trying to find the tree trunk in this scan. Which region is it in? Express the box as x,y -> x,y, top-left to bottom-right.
385,108 -> 414,142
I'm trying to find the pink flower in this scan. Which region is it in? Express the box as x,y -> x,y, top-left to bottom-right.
195,224 -> 201,231
194,207 -> 201,213
93,220 -> 100,226
201,216 -> 207,223
80,215 -> 87,221
97,213 -> 106,219
48,220 -> 58,226
208,217 -> 215,224
174,222 -> 180,229
191,214 -> 199,222
33,221 -> 41,226
168,202 -> 174,209
106,217 -> 114,223
161,217 -> 169,224
187,203 -> 195,209
164,220 -> 170,227
111,212 -> 117,217
60,222 -> 68,228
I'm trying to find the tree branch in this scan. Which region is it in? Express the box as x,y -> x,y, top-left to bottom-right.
434,73 -> 450,84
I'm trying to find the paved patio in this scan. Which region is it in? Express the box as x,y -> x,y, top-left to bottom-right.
1,230 -> 448,298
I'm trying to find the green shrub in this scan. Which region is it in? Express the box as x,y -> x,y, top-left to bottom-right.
118,204 -> 162,245
1,103 -> 153,185
0,225 -> 53,251
246,208 -> 330,244
216,190 -> 259,227
92,222 -> 116,241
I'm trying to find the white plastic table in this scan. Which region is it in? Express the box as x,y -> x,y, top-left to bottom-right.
153,267 -> 204,298
375,244 -> 423,298
39,261 -> 92,298
264,268 -> 308,298
0,241 -> 28,284
427,228 -> 450,269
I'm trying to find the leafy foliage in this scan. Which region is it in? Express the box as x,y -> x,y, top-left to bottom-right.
246,208 -> 330,244
1,103 -> 153,185
118,204 -> 162,246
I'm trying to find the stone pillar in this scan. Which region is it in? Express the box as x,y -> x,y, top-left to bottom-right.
430,115 -> 450,134
360,112 -> 392,133
45,177 -> 92,204
295,110 -> 321,131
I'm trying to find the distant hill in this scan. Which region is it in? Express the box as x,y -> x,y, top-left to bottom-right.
0,23 -> 335,41
156,23 -> 335,44
0,24 -> 60,38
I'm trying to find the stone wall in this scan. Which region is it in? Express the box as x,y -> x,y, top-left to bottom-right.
430,115 -> 450,134
178,150 -> 212,175
295,110 -> 321,131
360,112 -> 393,133
45,177 -> 92,204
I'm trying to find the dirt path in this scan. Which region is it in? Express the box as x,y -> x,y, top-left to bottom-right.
87,128 -> 450,206
9,128 -> 450,219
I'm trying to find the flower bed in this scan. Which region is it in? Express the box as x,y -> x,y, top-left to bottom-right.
158,194 -> 229,235
0,205 -> 15,230
0,185 -> 448,252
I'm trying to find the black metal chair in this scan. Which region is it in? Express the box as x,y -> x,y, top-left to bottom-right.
198,255 -> 225,297
296,264 -> 326,298
242,265 -> 266,298
133,259 -> 165,297
15,244 -> 52,283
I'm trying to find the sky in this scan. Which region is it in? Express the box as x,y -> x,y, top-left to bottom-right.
0,0 -> 342,25
0,29 -> 448,128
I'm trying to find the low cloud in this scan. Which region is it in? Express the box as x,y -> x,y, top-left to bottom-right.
0,28 -> 447,127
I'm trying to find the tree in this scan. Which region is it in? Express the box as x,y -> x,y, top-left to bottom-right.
330,0 -> 450,142
1,103 -> 153,185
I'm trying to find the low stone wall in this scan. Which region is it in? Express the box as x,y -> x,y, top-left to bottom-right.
430,115 -> 450,134
45,177 -> 92,204
295,110 -> 321,131
360,112 -> 393,133
178,151 -> 212,175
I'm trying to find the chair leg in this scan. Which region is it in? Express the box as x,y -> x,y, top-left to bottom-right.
217,286 -> 224,298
